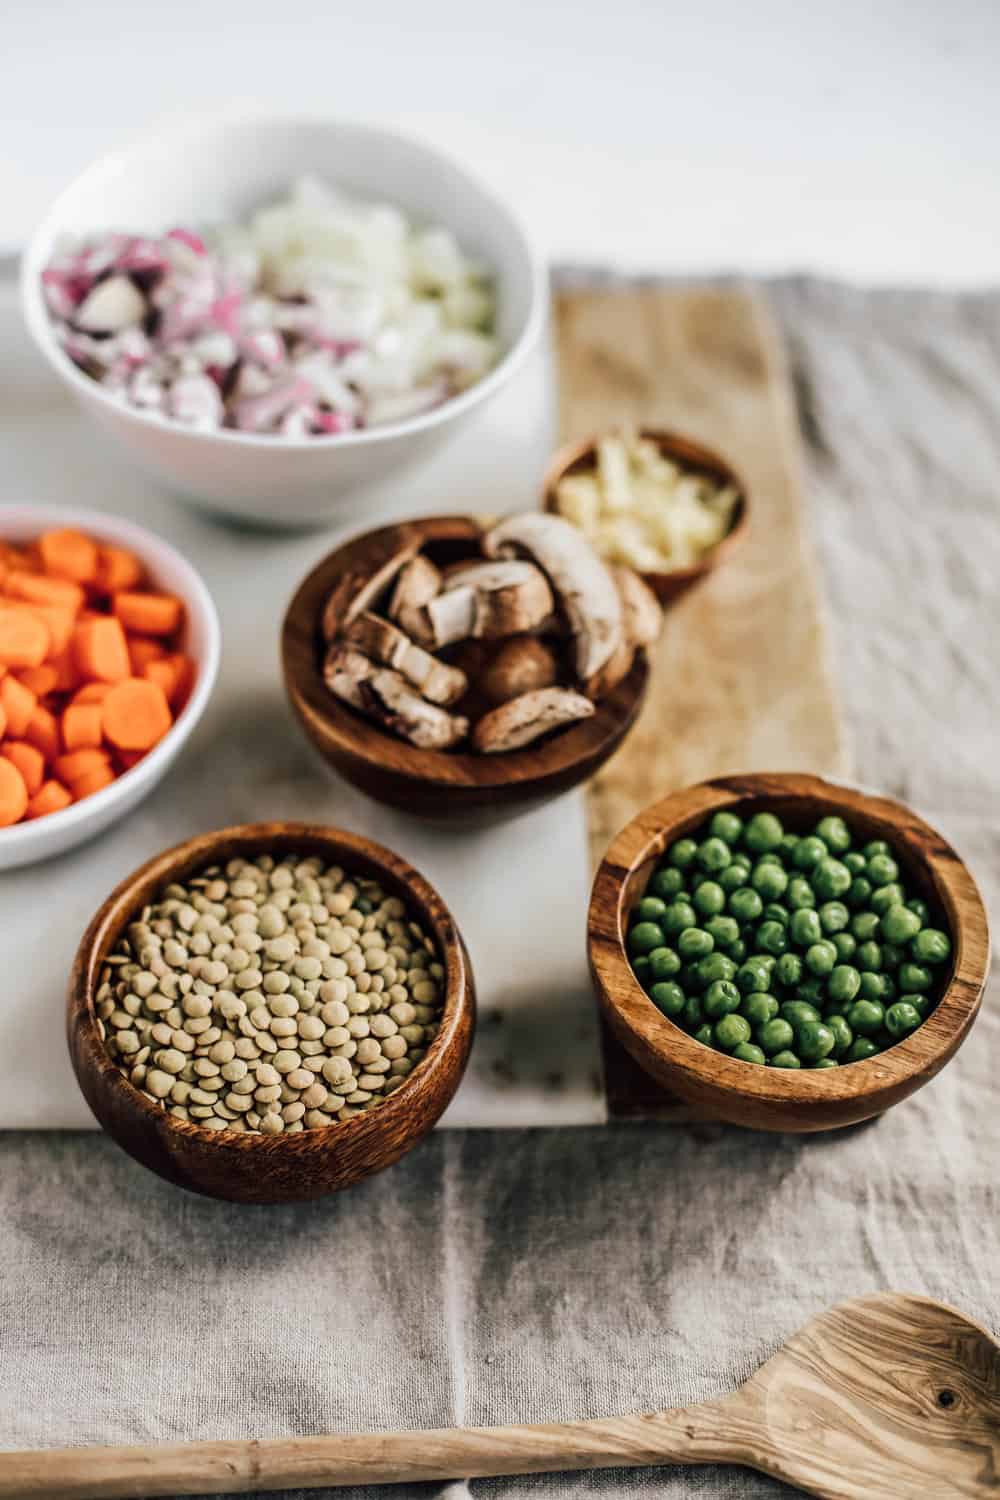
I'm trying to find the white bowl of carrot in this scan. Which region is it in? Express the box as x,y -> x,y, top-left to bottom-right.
0,506 -> 220,869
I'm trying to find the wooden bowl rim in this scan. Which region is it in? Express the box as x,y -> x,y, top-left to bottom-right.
281,513 -> 649,793
589,771 -> 991,1108
542,425 -> 749,587
68,821 -> 473,1154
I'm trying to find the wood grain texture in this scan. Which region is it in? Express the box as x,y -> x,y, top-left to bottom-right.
588,772 -> 991,1132
67,824 -> 475,1203
281,514 -> 649,823
555,286 -> 848,1120
2,1293 -> 997,1498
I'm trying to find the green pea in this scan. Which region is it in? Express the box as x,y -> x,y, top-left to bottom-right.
729,888 -> 764,923
780,1000 -> 821,1029
819,901 -> 849,934
856,941 -> 882,973
898,961 -> 932,993
650,866 -> 686,900
758,954 -> 777,973
633,956 -> 651,985
815,1057 -> 841,1068
703,980 -> 742,1019
728,939 -> 748,964
715,1013 -> 752,1050
769,1050 -> 801,1069
627,922 -> 664,955
780,833 -> 800,858
736,959 -> 772,994
845,1037 -> 880,1062
705,915 -> 740,949
648,947 -> 681,981
879,904 -> 921,945
867,853 -> 899,887
798,1020 -> 835,1061
855,970 -> 884,1003
847,999 -> 885,1036
864,839 -> 890,859
871,883 -> 905,917
745,812 -> 784,853
844,851 -> 867,874
693,881 -> 726,917
912,928 -> 951,965
751,862 -> 789,900
650,981 -> 685,1018
797,975 -> 826,1005
742,993 -> 778,1026
732,1042 -> 766,1065
784,876 -> 814,910
793,836 -> 826,871
811,857 -> 852,901
881,942 -> 904,970
775,952 -> 803,988
718,864 -> 747,894
761,903 -> 790,930
899,991 -> 932,1018
832,932 -> 857,962
682,994 -> 705,1030
668,838 -> 699,869
678,927 -> 715,961
693,1024 -> 715,1047
827,964 -> 861,1005
758,1017 -> 795,1055
851,911 -> 879,942
790,908 -> 822,947
636,896 -> 668,924
885,1001 -> 922,1039
709,811 -> 744,846
880,974 -> 898,1003
815,815 -> 851,854
845,876 -> 872,910
697,837 -> 732,874
805,940 -> 837,976
756,852 -> 784,867
662,901 -> 697,936
906,898 -> 930,925
757,920 -> 789,956
824,1013 -> 853,1057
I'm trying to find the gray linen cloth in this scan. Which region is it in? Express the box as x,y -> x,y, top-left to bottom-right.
0,277 -> 997,1499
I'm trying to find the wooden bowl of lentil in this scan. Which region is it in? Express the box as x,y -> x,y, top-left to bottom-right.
281,515 -> 649,824
589,772 -> 990,1132
543,428 -> 748,609
67,822 -> 475,1202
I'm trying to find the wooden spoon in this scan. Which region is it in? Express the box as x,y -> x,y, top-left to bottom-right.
2,1293 -> 997,1499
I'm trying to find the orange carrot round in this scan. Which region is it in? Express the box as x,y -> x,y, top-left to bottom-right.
25,780 -> 73,820
1,741 -> 46,798
54,748 -> 110,784
0,676 -> 37,737
24,705 -> 60,763
73,616 -> 131,683
39,529 -> 99,584
101,677 -> 172,751
0,758 -> 28,826
4,570 -> 85,612
96,546 -> 144,594
61,701 -> 104,752
113,591 -> 184,637
0,607 -> 49,669
71,764 -> 117,799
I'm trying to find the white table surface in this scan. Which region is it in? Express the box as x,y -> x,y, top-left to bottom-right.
0,277 -> 608,1132
4,0 -> 1000,287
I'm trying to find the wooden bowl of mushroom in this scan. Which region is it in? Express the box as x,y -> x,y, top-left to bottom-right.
68,822 -> 475,1202
282,513 -> 659,822
544,427 -> 747,608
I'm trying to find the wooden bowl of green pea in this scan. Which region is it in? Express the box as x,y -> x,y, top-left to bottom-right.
588,772 -> 991,1132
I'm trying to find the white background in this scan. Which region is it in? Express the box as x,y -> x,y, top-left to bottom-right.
4,0 -> 999,284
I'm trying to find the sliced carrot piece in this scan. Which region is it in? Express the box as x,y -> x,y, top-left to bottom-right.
72,616 -> 130,683
0,607 -> 49,669
15,664 -> 58,698
71,764 -> 117,799
27,604 -> 76,658
61,702 -> 104,752
113,591 -> 183,638
38,529 -> 99,584
1,741 -> 46,798
25,779 -> 73,819
101,677 -> 172,751
4,570 -> 85,612
48,647 -> 79,694
143,653 -> 195,710
71,681 -> 112,706
0,676 -> 37,738
128,635 -> 166,673
0,758 -> 28,825
53,747 -> 110,784
24,706 -> 60,763
95,545 -> 144,595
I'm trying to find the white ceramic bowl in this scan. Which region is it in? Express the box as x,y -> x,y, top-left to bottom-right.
20,116 -> 547,529
0,505 -> 220,870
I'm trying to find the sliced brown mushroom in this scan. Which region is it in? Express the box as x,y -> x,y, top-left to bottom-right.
472,686 -> 595,753
483,513 -> 624,682
321,536 -> 421,642
410,559 -> 554,648
322,642 -> 374,708
613,565 -> 662,649
387,554 -> 442,640
344,612 -> 467,706
323,643 -> 467,749
481,636 -> 559,706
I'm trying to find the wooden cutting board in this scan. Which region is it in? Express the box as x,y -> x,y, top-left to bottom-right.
557,285 -> 850,1120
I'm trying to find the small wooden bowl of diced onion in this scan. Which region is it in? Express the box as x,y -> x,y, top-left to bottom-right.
544,427 -> 747,608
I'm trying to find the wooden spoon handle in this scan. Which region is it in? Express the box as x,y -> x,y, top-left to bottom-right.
0,1401 -> 744,1499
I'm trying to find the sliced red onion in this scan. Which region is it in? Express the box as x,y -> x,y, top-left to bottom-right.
169,372 -> 224,429
234,374 -> 316,433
